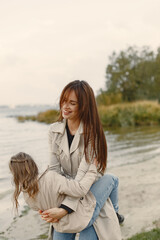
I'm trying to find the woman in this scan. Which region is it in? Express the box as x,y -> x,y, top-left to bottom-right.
41,80 -> 123,240
9,152 -> 119,240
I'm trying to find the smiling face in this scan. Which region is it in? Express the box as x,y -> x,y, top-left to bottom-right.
61,90 -> 79,121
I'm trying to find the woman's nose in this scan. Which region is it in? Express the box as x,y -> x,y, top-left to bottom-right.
63,102 -> 69,108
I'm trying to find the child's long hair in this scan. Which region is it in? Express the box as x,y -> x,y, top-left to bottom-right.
9,152 -> 39,210
58,80 -> 107,174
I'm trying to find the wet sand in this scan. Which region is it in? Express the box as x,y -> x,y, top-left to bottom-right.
2,156 -> 160,240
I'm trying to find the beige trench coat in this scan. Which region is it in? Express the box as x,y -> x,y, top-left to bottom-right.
48,120 -> 122,240
23,162 -> 97,233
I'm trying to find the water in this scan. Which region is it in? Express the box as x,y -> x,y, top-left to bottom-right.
0,105 -> 160,239
0,105 -> 52,238
106,126 -> 160,168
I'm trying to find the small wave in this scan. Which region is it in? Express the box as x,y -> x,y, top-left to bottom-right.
0,177 -> 8,181
0,189 -> 13,200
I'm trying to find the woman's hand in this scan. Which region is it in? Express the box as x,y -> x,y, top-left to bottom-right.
39,208 -> 68,223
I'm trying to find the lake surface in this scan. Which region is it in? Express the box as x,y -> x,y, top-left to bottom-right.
0,105 -> 160,239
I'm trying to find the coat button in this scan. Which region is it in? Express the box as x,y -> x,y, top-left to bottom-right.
80,197 -> 84,200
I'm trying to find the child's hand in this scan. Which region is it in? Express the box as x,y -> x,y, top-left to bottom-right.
39,208 -> 67,223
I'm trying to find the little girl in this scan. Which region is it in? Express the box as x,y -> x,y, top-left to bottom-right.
9,152 -> 121,240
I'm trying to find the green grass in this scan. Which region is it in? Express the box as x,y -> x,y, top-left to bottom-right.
127,228 -> 160,240
36,233 -> 48,239
98,101 -> 160,128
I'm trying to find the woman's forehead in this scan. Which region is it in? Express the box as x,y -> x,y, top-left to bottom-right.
63,89 -> 78,101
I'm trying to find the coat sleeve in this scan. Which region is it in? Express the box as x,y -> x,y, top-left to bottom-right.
48,126 -> 61,174
60,154 -> 97,211
56,163 -> 97,197
74,155 -> 91,182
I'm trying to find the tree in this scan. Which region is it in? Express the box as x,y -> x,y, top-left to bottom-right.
105,46 -> 159,102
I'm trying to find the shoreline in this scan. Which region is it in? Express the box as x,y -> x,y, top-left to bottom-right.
109,155 -> 160,239
16,100 -> 160,128
2,156 -> 160,240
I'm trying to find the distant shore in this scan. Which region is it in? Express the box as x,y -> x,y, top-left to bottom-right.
16,100 -> 160,128
2,155 -> 160,240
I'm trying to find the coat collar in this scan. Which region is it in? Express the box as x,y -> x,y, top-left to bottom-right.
50,119 -> 83,134
50,119 -> 66,135
50,119 -> 83,156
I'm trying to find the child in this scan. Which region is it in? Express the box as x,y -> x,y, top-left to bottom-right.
9,152 -> 121,240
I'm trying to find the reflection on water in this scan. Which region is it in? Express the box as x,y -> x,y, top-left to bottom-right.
106,126 -> 160,168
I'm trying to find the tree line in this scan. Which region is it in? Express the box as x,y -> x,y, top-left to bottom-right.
97,46 -> 160,105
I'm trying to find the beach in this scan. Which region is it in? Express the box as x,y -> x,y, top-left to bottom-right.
2,155 -> 160,240
111,155 -> 160,239
0,105 -> 160,240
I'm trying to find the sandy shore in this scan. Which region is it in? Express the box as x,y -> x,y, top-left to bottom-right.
2,156 -> 160,240
110,155 -> 160,239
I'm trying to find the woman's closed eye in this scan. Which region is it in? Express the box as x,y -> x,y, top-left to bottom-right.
70,101 -> 77,105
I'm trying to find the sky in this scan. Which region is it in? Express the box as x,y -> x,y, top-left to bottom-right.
0,0 -> 160,106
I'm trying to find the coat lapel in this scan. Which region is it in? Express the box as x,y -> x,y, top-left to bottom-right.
53,119 -> 70,160
58,129 -> 70,159
51,120 -> 83,171
70,122 -> 83,154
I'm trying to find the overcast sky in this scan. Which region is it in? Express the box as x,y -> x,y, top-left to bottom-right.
1,0 -> 160,106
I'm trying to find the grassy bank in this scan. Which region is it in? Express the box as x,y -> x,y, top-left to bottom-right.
16,101 -> 160,128
127,219 -> 160,240
17,109 -> 59,124
98,100 -> 160,128
127,228 -> 160,240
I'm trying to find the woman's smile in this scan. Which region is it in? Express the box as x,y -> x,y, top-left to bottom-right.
61,91 -> 79,121
63,110 -> 71,115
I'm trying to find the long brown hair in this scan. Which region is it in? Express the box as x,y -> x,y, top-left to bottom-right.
9,152 -> 39,210
59,80 -> 107,173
